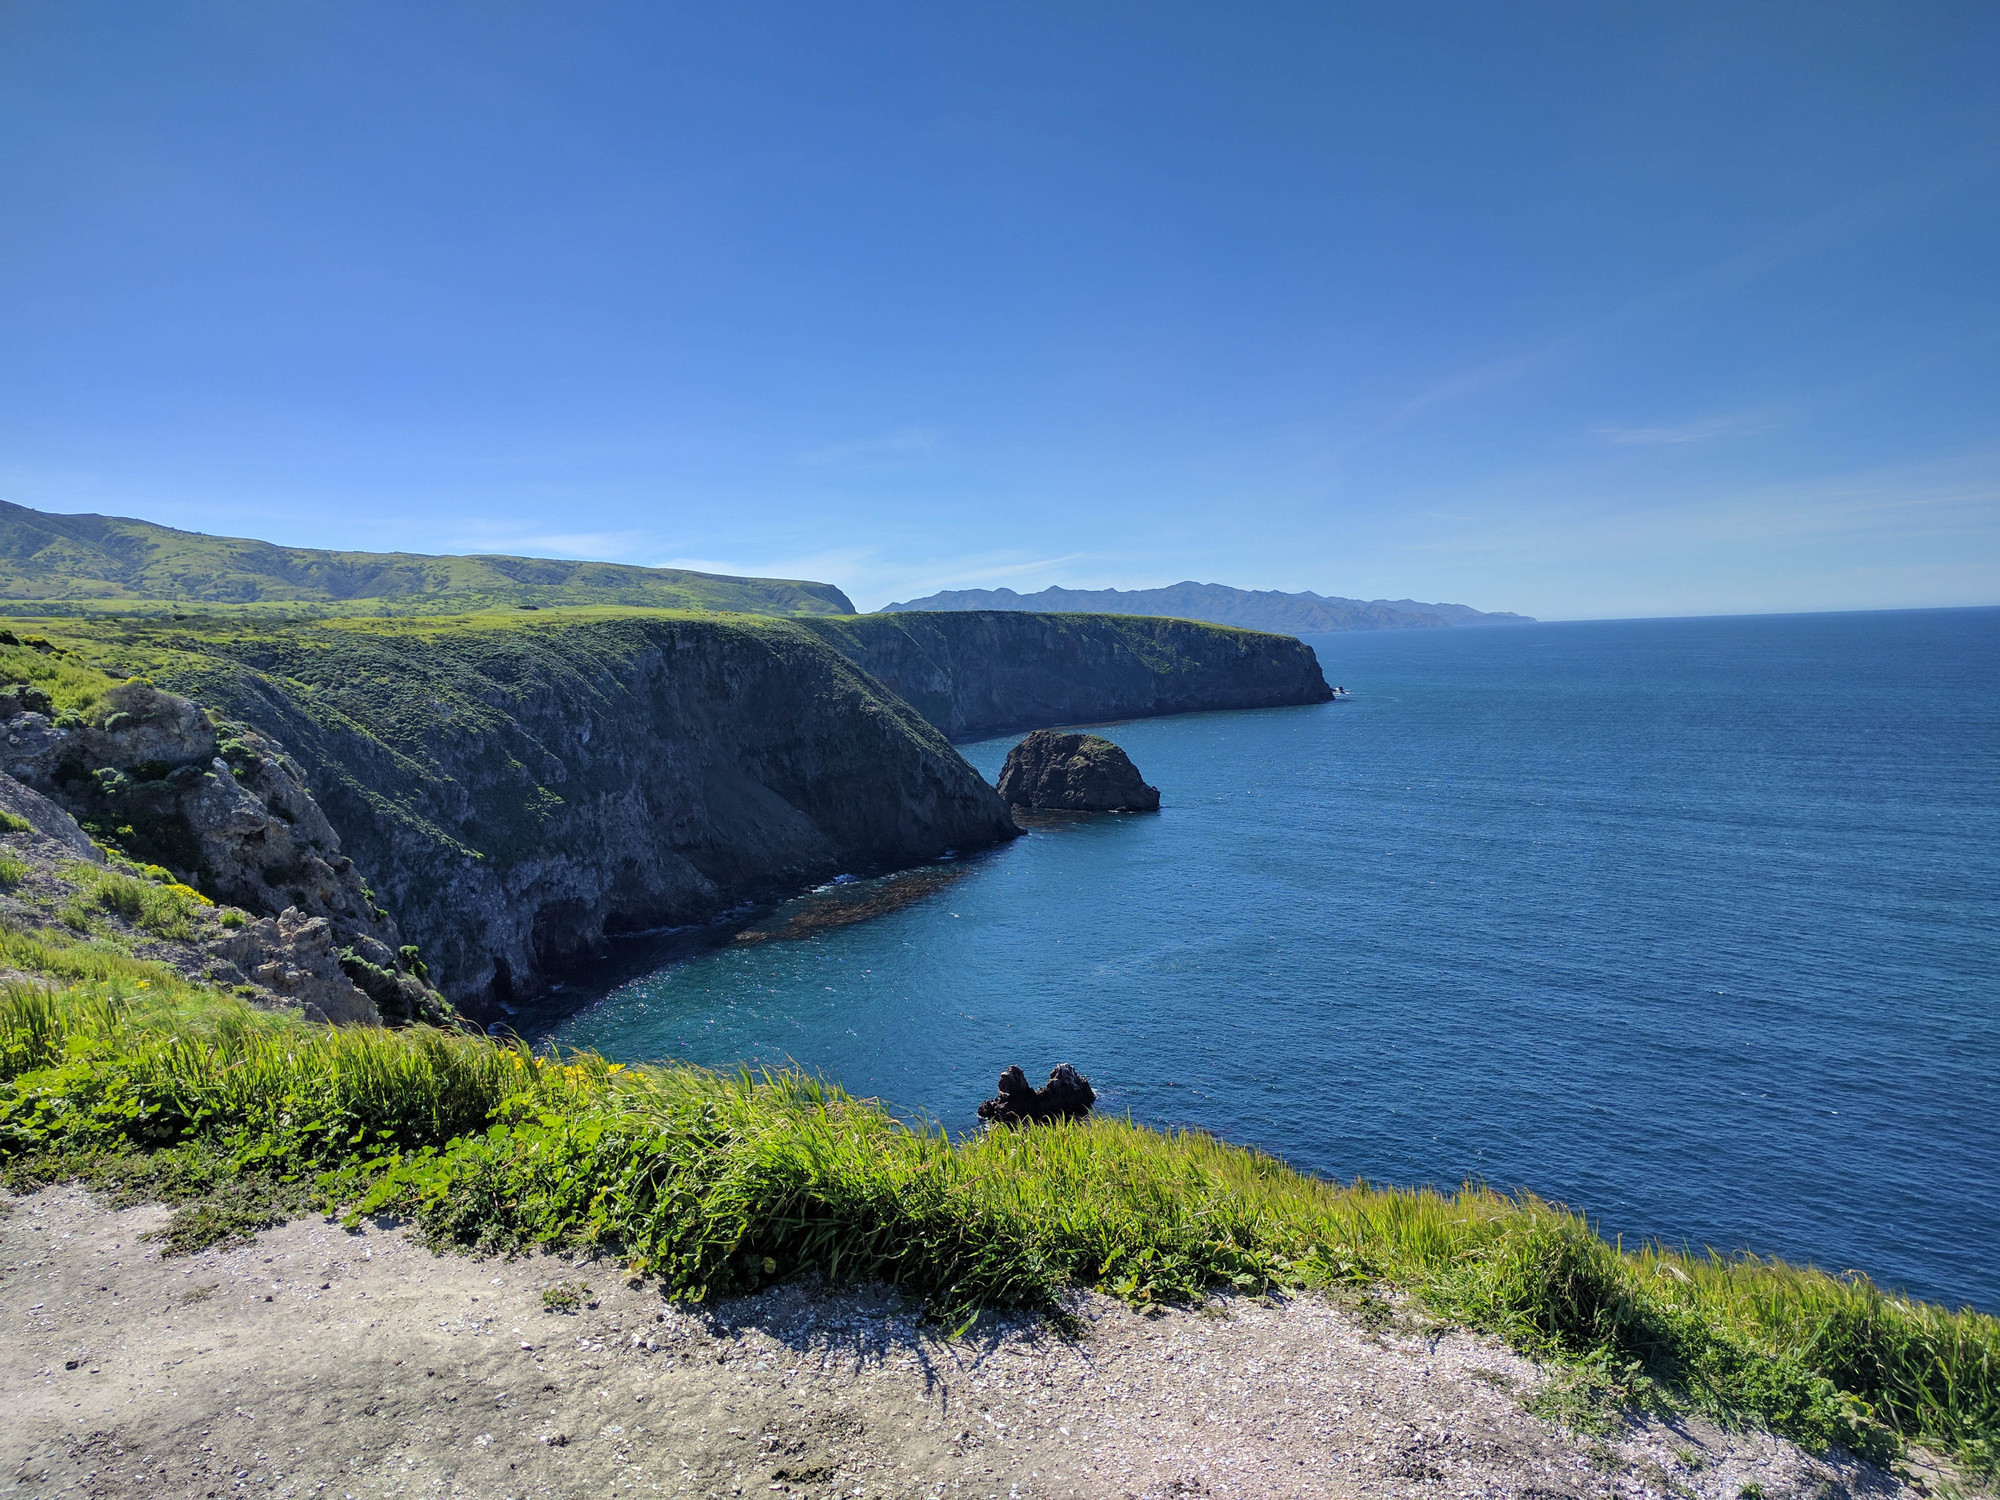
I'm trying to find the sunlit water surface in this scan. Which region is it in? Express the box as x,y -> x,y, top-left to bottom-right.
543,609 -> 2000,1311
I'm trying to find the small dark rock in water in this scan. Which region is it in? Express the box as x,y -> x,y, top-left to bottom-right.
977,1063 -> 1096,1126
995,730 -> 1160,812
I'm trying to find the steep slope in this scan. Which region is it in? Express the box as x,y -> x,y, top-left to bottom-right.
0,499 -> 854,615
883,582 -> 1533,631
11,611 -> 1015,1010
796,611 -> 1333,739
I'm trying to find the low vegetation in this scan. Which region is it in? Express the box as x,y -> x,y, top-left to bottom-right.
0,500 -> 855,615
0,981 -> 1992,1480
57,861 -> 215,940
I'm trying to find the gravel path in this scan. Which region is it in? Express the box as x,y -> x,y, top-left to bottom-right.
0,1186 -> 1920,1499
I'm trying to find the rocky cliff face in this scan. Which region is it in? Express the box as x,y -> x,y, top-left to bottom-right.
0,687 -> 444,1025
110,615 -> 1019,1013
795,611 -> 1334,740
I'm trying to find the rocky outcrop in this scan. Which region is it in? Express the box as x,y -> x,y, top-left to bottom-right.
119,615 -> 1021,1014
4,682 -> 395,938
794,612 -> 1333,741
997,731 -> 1159,812
211,910 -> 395,1026
2,681 -> 449,1024
35,608 -> 1322,1014
977,1064 -> 1096,1127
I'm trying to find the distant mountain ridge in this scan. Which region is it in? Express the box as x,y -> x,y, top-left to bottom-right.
0,499 -> 855,615
883,582 -> 1532,632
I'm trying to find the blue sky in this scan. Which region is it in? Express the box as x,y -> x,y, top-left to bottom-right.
2,2 -> 1995,618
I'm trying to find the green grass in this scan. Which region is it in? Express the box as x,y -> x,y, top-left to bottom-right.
0,916 -> 213,994
0,851 -> 27,889
0,811 -> 34,834
57,862 -> 214,940
0,499 -> 855,615
0,634 -> 120,716
0,983 -> 1993,1478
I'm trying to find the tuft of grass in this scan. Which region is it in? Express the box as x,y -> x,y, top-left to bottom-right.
0,982 -> 1993,1479
0,810 -> 34,834
58,861 -> 213,940
0,850 -> 27,889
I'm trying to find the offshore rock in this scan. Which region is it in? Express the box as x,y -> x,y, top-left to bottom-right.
997,730 -> 1160,812
978,1064 -> 1096,1127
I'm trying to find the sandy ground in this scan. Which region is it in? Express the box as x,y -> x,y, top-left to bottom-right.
0,1186 -> 1922,1500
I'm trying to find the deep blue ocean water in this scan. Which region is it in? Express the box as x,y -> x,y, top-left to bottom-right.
546,608 -> 2000,1312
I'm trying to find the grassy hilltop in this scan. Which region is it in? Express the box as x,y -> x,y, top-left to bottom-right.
0,499 -> 855,617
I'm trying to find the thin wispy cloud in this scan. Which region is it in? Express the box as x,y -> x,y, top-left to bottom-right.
794,428 -> 944,466
1379,153 -> 1997,437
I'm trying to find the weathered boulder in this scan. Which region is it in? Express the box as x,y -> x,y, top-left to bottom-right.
211,909 -> 383,1026
996,730 -> 1160,812
977,1063 -> 1096,1127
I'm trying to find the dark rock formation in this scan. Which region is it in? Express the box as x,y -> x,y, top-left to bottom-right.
997,731 -> 1159,812
794,611 -> 1333,741
0,683 -> 54,720
977,1064 -> 1096,1127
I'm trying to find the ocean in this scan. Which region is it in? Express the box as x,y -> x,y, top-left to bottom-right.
544,608 -> 2000,1313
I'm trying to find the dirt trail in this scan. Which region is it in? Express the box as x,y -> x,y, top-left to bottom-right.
1,1186 -> 1915,1500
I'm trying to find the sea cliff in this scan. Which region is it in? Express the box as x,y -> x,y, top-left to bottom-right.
795,610 -> 1334,740
8,613 -> 1016,1010
7,607 -> 1331,1010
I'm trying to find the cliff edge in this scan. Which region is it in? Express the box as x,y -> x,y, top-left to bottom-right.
796,610 -> 1333,740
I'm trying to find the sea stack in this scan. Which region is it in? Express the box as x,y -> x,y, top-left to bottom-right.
996,729 -> 1160,812
977,1064 -> 1096,1127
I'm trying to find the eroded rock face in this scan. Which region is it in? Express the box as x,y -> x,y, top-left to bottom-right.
2,682 -> 451,1025
0,773 -> 101,863
977,1064 -> 1096,1127
996,730 -> 1160,812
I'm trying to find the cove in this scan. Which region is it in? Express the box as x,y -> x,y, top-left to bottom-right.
545,608 -> 2000,1313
